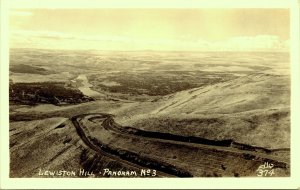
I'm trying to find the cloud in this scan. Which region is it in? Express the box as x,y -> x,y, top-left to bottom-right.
10,30 -> 289,51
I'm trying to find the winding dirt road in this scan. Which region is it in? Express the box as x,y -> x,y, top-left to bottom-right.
71,113 -> 290,177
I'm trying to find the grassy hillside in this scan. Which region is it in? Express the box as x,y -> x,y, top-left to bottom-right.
115,73 -> 290,149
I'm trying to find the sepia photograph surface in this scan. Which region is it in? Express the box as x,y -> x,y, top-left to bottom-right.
5,0 -> 294,182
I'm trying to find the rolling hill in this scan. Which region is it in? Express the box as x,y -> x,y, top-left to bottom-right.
116,73 -> 290,149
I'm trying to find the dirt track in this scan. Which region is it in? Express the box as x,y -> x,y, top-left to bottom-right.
71,113 -> 290,177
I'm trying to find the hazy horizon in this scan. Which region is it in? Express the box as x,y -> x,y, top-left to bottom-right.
10,8 -> 289,52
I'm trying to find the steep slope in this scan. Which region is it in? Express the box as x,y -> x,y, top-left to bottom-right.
116,73 -> 290,149
151,73 -> 289,115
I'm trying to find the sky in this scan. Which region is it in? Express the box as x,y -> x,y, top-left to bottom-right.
9,8 -> 290,51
